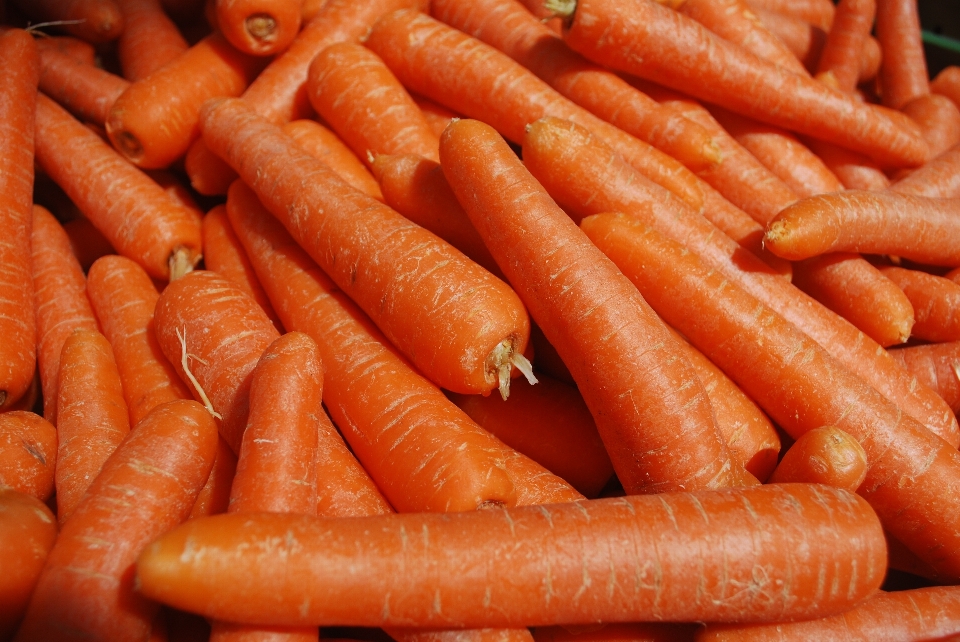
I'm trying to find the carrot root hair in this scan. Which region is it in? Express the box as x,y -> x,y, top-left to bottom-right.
491,339 -> 538,400
177,326 -> 222,420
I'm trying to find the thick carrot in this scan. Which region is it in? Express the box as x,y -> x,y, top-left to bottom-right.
746,0 -> 835,30
86,254 -> 194,426
877,265 -> 960,343
767,425 -> 868,491
430,0 -> 723,173
0,411 -> 57,502
115,0 -> 189,81
0,489 -> 57,641
0,29 -> 38,412
579,211 -> 960,578
815,0 -> 876,93
200,97 -> 531,398
889,142 -> 960,198
441,118 -> 746,494
931,65 -> 960,111
201,204 -> 284,333
105,31 -> 265,169
30,204 -> 100,426
764,190 -> 960,266
888,340 -> 960,414
307,42 -> 441,164
283,119 -> 384,201
137,483 -> 886,627
552,0 -> 929,168
875,0 -> 928,110
153,269 -> 281,454
364,8 -> 706,210
13,0 -> 124,43
225,178 -> 518,513
901,93 -> 960,160
522,116 -> 960,447
802,136 -> 892,190
13,399 -> 218,642
34,93 -> 203,281
37,42 -> 130,126
215,0 -> 302,56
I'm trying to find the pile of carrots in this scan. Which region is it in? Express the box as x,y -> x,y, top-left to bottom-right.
3,0 -> 960,639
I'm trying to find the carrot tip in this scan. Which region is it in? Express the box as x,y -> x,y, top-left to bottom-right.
246,14 -> 278,42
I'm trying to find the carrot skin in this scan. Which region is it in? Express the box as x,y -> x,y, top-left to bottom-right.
814,0 -> 876,93
13,0 -> 124,44
887,341 -> 960,414
931,65 -> 960,111
38,43 -> 130,126
115,0 -> 190,82
283,119 -> 384,202
215,0 -> 302,56
875,0 -> 929,110
890,142 -> 960,198
900,93 -> 960,160
767,426 -> 868,491
188,435 -> 238,519
877,265 -> 960,343
0,412 -> 57,502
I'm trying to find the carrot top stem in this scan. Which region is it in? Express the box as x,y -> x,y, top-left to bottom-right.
247,14 -> 276,42
544,0 -> 576,19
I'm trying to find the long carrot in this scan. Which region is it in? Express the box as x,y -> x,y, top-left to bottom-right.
37,42 -> 130,126
887,340 -> 960,414
115,0 -> 189,81
215,0 -> 302,56
551,0 -> 929,168
802,136 -> 892,191
137,483 -> 886,627
877,265 -> 960,343
364,8 -> 706,210
521,116 -> 960,447
199,97 -> 532,398
0,29 -> 38,412
875,0 -> 928,110
889,142 -> 960,198
815,0 -> 876,93
0,411 -> 57,502
901,92 -> 960,160
283,119 -> 384,201
13,399 -> 218,642
766,425 -> 868,491
34,93 -> 203,281
187,435 -> 237,519
13,0 -> 124,43
440,118 -> 748,494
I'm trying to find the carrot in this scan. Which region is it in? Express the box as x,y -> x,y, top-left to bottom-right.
0,411 -> 57,502
696,585 -> 960,641
931,65 -> 960,111
30,204 -> 100,426
201,204 -> 284,333
791,253 -> 916,347
115,0 -> 190,81
60,217 -> 115,271
802,136 -> 892,190
447,373 -> 614,499
34,93 -> 203,281
215,0 -> 302,56
13,0 -> 124,43
876,265 -> 960,343
522,116 -> 960,447
412,92 -> 461,138
307,42 -> 441,164
745,0 -> 835,30
430,0 -> 723,173
901,93 -> 960,159
441,118 -> 747,494
153,269 -> 281,454
767,426 -> 868,491
889,142 -> 960,198
34,35 -> 97,66
764,190 -> 960,267
0,29 -> 39,413
37,42 -> 130,126
551,0 -> 929,168
579,210 -> 960,579
814,0 -> 876,93
136,483 -> 887,627
875,0 -> 928,110
364,8 -> 707,210
0,489 -> 57,641
283,119 -> 384,201
86,254 -> 194,426
13,399 -> 218,642
887,340 -> 960,414
187,435 -> 237,519
199,97 -> 532,398
225,178 -> 518,513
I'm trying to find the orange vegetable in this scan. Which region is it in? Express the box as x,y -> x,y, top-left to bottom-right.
814,0 -> 876,92
283,119 -> 384,201
767,425 -> 868,491
215,0 -> 302,56
0,412 -> 57,502
13,0 -> 124,43
875,0 -> 929,109
37,41 -> 130,126
115,0 -> 189,81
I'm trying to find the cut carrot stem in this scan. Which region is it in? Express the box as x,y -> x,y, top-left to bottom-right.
215,0 -> 302,56
767,425 -> 868,491
764,190 -> 960,266
86,254 -> 194,426
553,0 -> 929,167
877,265 -> 960,343
887,340 -> 960,414
34,93 -> 203,281
14,0 -> 124,43
200,97 -> 531,398
441,118 -> 746,494
14,399 -> 218,642
54,328 -> 131,525
815,0 -> 876,93
115,0 -> 189,81
283,119 -> 384,201
875,0 -> 929,110
0,30 -> 39,412
364,8 -> 706,210
900,93 -> 960,159
136,484 -> 887,627
889,142 -> 960,198
0,411 -> 57,502
37,42 -> 130,126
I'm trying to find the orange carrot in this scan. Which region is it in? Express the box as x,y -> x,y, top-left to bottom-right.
199,97 -> 531,398
283,119 -> 384,201
34,93 -> 203,281
0,411 -> 57,502
767,425 -> 868,491
153,269 -> 281,454
13,0 -> 124,43
877,265 -> 960,343
765,190 -> 960,266
187,435 -> 237,519
136,483 -> 887,627
307,41 -> 441,164
86,254 -> 194,426
215,0 -> 302,56
0,489 -> 57,641
931,65 -> 960,111
115,0 -> 189,81
552,0 -> 929,168
802,136 -> 892,190
746,0 -> 835,30
875,0 -> 928,109
37,42 -> 130,126
54,328 -> 131,525
814,0 -> 876,93
201,204 -> 284,333
364,8 -> 707,210
411,92 -> 461,137
889,142 -> 960,198
105,31 -> 265,169
14,399 -> 218,642
34,35 -> 97,66
30,205 -> 99,426
61,217 -> 115,271
887,340 -> 960,414
441,118 -> 747,494
0,30 -> 38,412
901,92 -> 960,159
